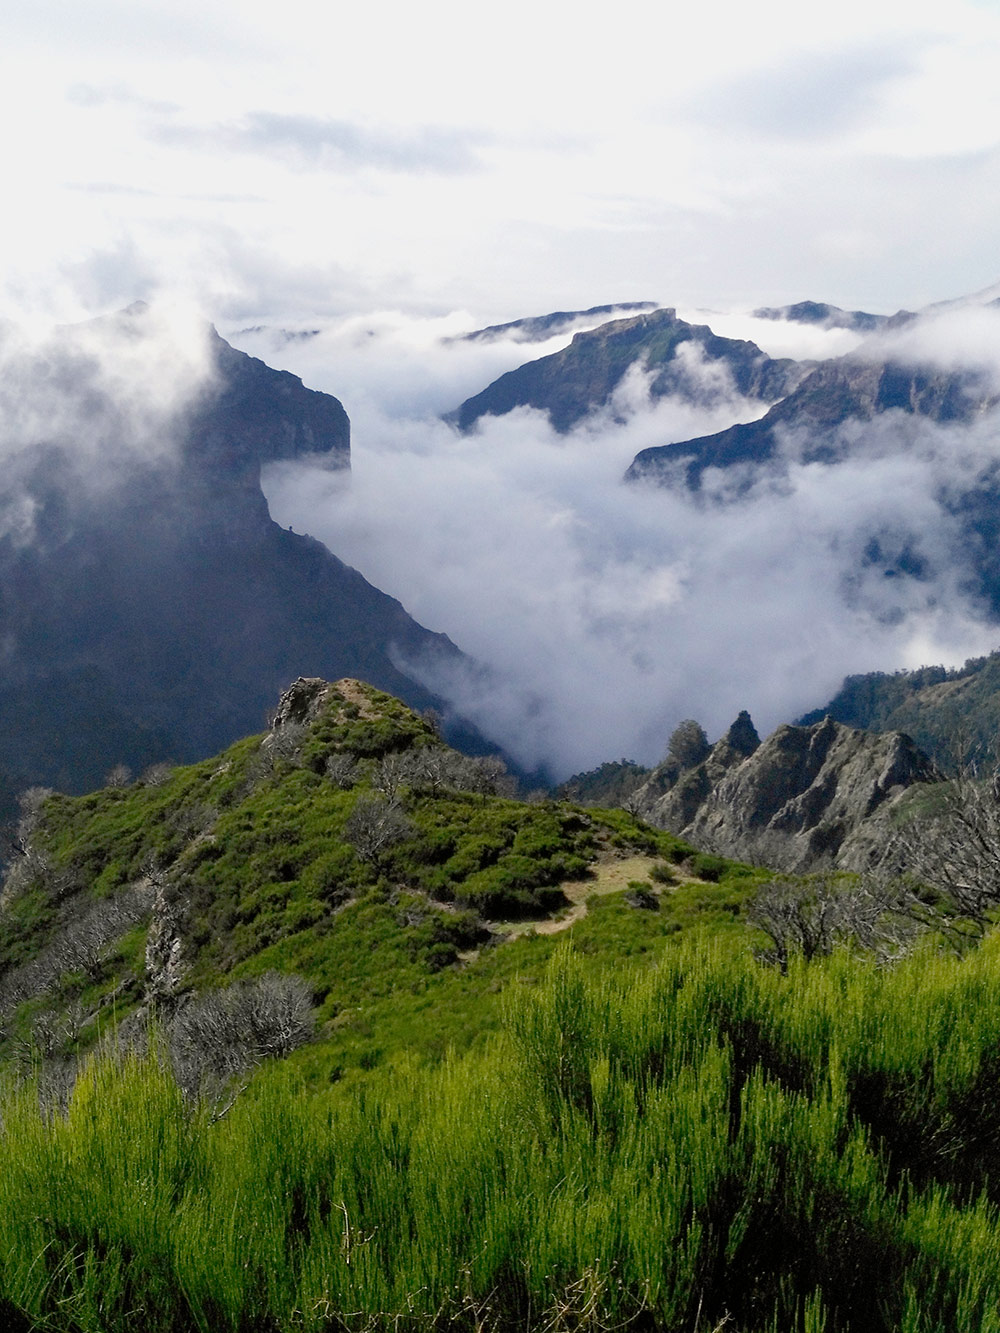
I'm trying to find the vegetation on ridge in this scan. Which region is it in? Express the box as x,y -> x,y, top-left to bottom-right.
7,677 -> 1000,1330
0,678 -> 751,1085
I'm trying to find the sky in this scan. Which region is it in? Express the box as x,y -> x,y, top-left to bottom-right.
4,0 -> 1000,322
6,0 -> 1000,779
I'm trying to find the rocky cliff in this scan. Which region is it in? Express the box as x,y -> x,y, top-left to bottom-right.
632,714 -> 938,872
626,353 -> 1000,491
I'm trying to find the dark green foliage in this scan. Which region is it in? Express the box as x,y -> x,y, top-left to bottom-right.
554,758 -> 650,806
799,651 -> 1000,770
668,717 -> 711,768
1,684 -> 726,1075
690,851 -> 729,882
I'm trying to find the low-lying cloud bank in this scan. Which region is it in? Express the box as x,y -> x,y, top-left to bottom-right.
254,307 -> 1000,780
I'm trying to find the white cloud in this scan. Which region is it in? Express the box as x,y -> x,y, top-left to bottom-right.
0,302 -> 216,541
1,1 -> 1000,321
256,316 -> 1000,778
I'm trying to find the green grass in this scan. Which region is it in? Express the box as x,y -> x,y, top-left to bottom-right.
2,681 -> 742,1074
5,936 -> 1000,1331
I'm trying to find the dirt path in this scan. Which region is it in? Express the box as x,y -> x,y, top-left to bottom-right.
495,852 -> 664,939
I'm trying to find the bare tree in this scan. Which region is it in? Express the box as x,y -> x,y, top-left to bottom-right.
747,873 -> 916,972
169,971 -> 315,1095
325,753 -> 359,789
261,721 -> 307,768
372,752 -> 409,800
401,748 -> 515,798
343,794 -> 414,868
105,764 -> 133,788
892,765 -> 1000,946
0,881 -> 155,1018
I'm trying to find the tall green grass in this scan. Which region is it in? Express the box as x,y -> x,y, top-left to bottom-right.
4,935 -> 1000,1331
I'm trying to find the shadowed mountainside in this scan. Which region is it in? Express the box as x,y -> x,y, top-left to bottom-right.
449,307 -> 808,433
0,306 -> 487,794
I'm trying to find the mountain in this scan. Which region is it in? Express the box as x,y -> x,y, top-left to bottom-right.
629,712 -> 938,872
0,675 -> 745,1084
451,302 -> 659,345
751,299 -> 891,333
0,305 -> 488,796
8,680 -> 1000,1333
449,307 -> 808,433
626,351 -> 1000,490
798,650 -> 1000,769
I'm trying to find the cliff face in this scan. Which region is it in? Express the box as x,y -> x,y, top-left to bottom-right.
633,715 -> 938,872
0,307 -> 482,793
450,307 -> 807,433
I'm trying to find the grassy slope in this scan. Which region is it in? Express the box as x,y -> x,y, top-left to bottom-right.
0,680 -> 761,1080
4,683 -> 1000,1328
5,936 -> 1000,1332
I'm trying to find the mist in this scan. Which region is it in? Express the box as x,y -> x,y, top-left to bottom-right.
252,307 -> 1000,779
0,302 -> 216,546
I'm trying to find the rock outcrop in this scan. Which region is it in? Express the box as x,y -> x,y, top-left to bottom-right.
626,354 -> 1000,491
632,714 -> 938,872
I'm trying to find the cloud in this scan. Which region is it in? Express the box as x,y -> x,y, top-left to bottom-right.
689,39 -> 925,140
860,304 -> 1000,375
0,302 -> 216,544
254,311 -> 1000,780
154,112 -> 489,176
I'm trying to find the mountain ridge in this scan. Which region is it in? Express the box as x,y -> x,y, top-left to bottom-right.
449,306 -> 808,433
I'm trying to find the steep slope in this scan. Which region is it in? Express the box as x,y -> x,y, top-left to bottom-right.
452,302 -> 659,345
626,352 -> 1000,490
450,307 -> 807,433
0,305 -> 484,794
0,677 -> 753,1084
799,650 -> 1000,768
631,713 -> 938,872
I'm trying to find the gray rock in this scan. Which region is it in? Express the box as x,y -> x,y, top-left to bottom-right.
632,714 -> 937,872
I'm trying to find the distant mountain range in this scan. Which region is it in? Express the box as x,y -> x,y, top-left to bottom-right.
451,302 -> 660,345
625,346 -> 1000,490
751,300 -> 892,332
450,307 -> 807,433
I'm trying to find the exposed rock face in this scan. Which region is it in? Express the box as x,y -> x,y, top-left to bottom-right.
450,308 -> 807,434
145,875 -> 187,1006
267,676 -> 333,732
632,714 -> 937,872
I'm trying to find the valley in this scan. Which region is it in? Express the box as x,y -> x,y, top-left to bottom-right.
5,285 -> 1000,1332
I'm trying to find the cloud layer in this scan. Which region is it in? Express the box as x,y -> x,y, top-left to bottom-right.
255,309 -> 1000,779
0,304 -> 215,545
